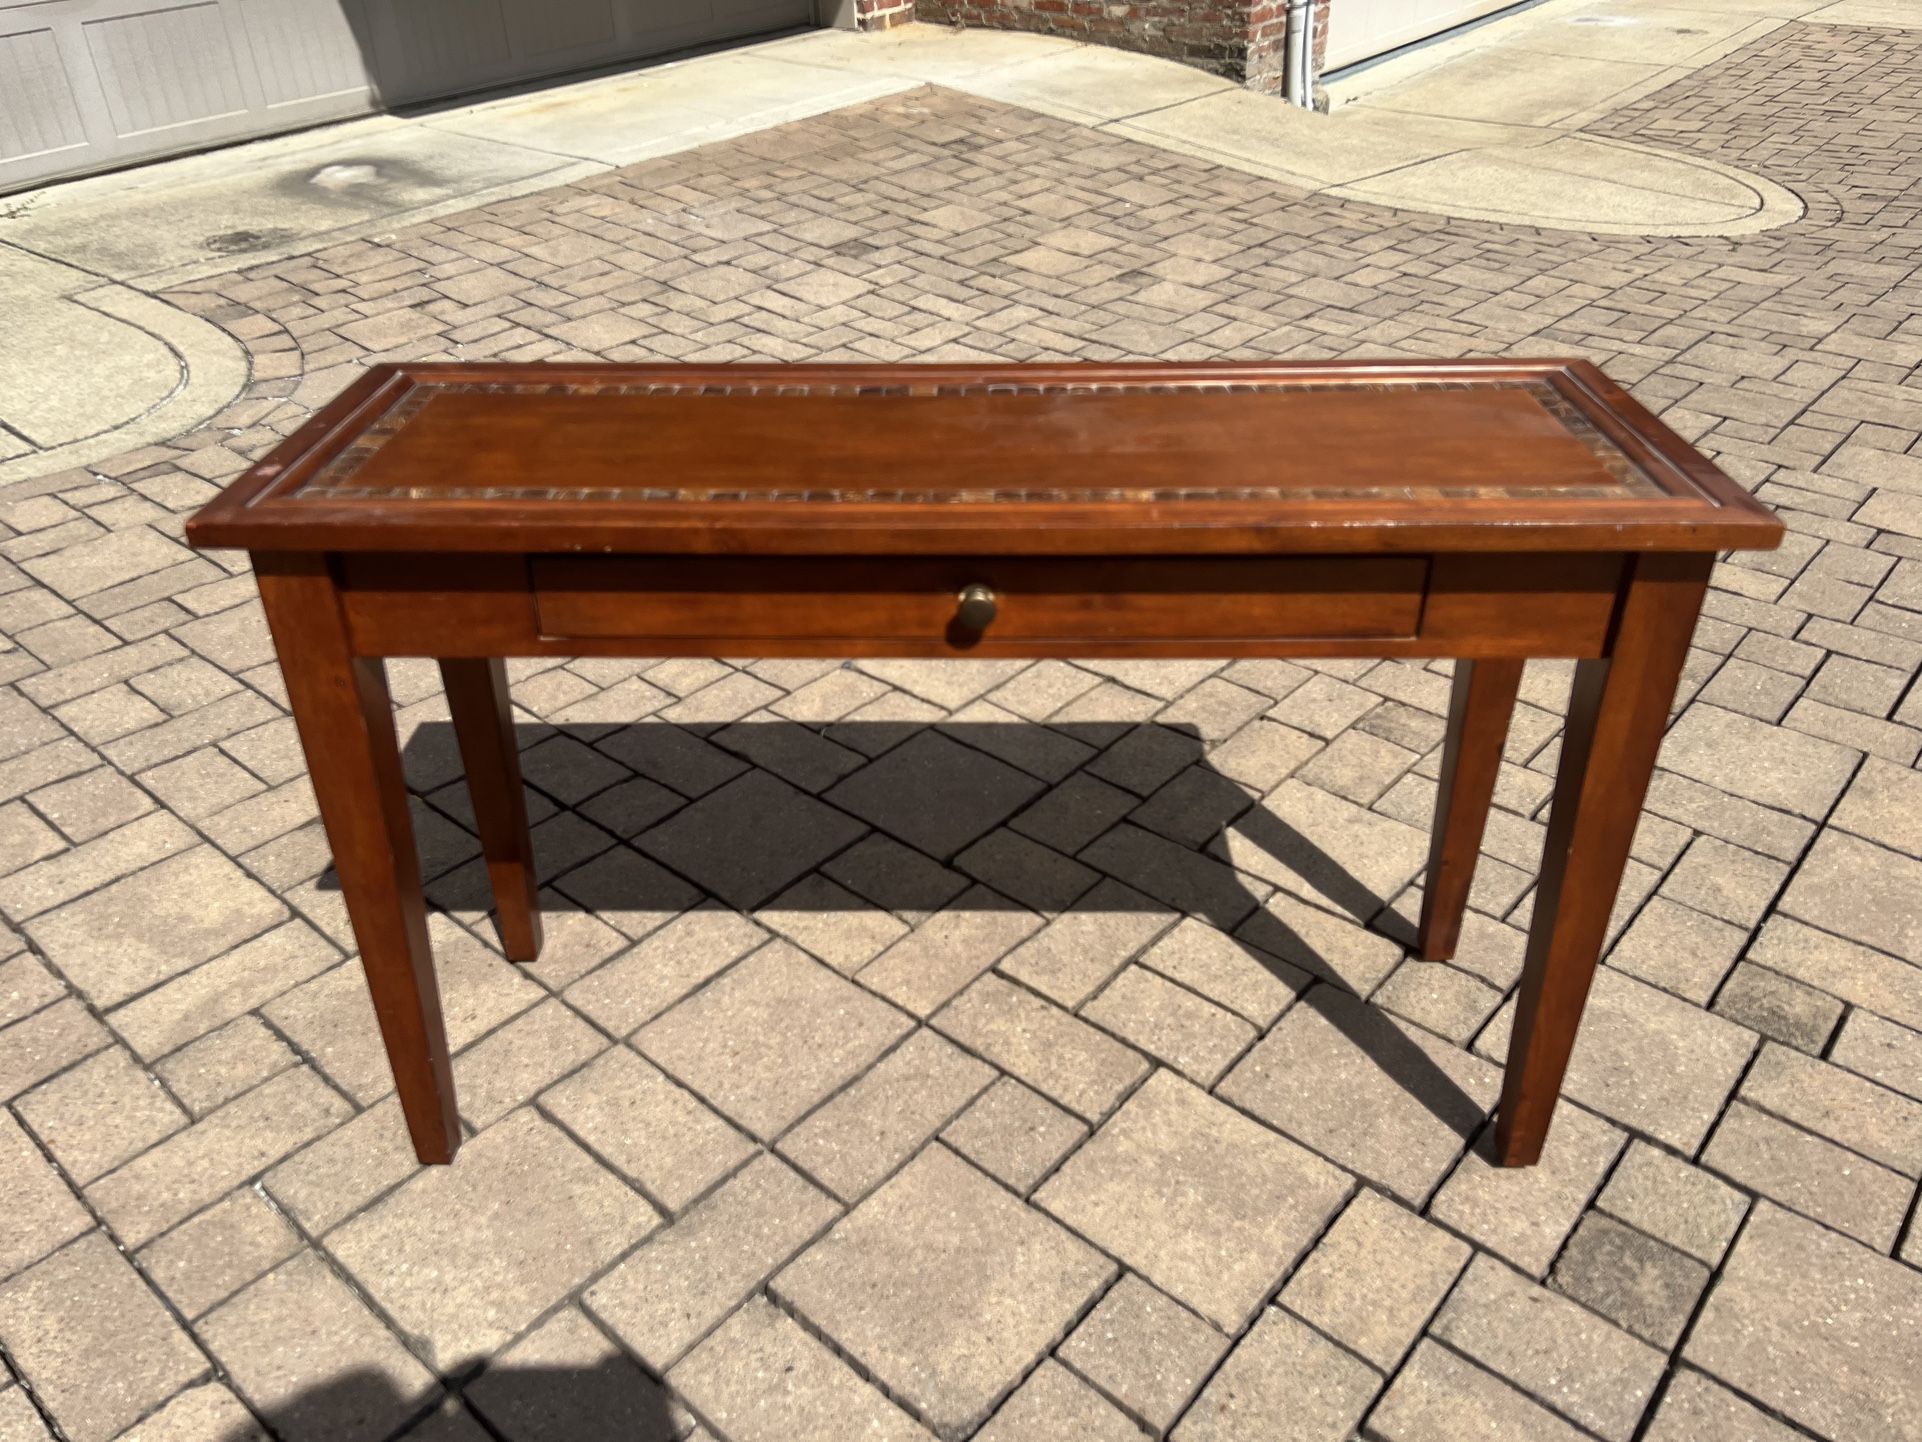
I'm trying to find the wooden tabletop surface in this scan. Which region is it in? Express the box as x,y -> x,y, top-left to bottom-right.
186,360 -> 1784,556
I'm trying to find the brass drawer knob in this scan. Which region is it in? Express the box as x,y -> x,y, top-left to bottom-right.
955,583 -> 997,632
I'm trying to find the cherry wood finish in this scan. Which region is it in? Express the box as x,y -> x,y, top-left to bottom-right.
1419,658 -> 1524,964
189,361 -> 1783,1168
440,658 -> 542,963
1494,553 -> 1713,1165
254,554 -> 460,1164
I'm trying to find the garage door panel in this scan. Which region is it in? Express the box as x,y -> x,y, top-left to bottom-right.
236,0 -> 371,107
375,0 -> 513,100
0,23 -> 87,162
0,0 -> 818,190
501,0 -> 615,60
83,1 -> 249,136
1325,0 -> 1519,70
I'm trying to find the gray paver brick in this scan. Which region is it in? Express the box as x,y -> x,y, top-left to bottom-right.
1551,1212 -> 1709,1349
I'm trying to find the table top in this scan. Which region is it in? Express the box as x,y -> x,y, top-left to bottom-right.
186,360 -> 1783,556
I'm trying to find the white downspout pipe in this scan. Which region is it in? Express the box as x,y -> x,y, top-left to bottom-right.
1284,0 -> 1314,107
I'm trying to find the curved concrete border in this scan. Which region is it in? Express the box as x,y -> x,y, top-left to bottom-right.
0,281 -> 249,485
772,25 -> 1811,239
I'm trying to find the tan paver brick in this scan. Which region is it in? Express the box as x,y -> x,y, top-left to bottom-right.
672,1297 -> 934,1442
200,1252 -> 437,1442
1036,1070 -> 1348,1331
1369,1341 -> 1590,1442
16,1045 -> 187,1184
1058,1274 -> 1227,1436
327,1109 -> 659,1369
637,939 -> 910,1142
540,1044 -> 755,1213
138,1188 -> 302,1319
933,972 -> 1149,1123
586,1152 -> 838,1371
1428,1103 -> 1625,1278
0,1111 -> 89,1281
939,1076 -> 1087,1195
775,1146 -> 1112,1440
86,1066 -> 352,1248
1432,1254 -> 1666,1442
1221,986 -> 1497,1205
0,1233 -> 205,1442
1686,1204 -> 1922,1442
1278,1187 -> 1469,1372
1172,1308 -> 1378,1442
974,1360 -> 1143,1442
778,1027 -> 993,1202
467,1308 -> 680,1442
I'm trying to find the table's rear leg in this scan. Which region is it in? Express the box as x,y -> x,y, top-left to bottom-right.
1418,658 -> 1523,962
440,658 -> 542,962
1495,554 -> 1709,1166
257,555 -> 461,1164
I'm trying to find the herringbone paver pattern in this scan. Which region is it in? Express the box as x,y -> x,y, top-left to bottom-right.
4,20 -> 1922,1442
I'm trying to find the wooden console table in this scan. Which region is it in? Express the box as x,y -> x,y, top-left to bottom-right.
188,360 -> 1781,1168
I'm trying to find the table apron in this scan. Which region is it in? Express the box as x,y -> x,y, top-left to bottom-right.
330,551 -> 1629,661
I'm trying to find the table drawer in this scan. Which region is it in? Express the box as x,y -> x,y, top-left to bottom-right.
530,556 -> 1427,647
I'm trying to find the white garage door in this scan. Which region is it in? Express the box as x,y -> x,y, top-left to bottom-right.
0,0 -> 813,193
1323,0 -> 1521,70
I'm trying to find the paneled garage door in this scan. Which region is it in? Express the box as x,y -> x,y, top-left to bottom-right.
0,0 -> 813,193
1323,0 -> 1522,70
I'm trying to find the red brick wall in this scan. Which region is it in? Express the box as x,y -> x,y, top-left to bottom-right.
903,0 -> 1332,96
854,0 -> 916,28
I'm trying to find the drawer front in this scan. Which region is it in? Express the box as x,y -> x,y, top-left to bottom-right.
530,556 -> 1428,646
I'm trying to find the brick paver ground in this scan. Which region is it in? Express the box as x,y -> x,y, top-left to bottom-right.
4,18 -> 1922,1442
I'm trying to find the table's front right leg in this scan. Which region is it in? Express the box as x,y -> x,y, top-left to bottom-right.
257,554 -> 460,1164
1494,553 -> 1710,1166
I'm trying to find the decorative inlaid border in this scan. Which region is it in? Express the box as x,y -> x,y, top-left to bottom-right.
296,378 -> 1665,505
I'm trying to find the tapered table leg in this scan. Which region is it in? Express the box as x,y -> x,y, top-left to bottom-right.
257,554 -> 460,1164
1419,658 -> 1523,962
440,658 -> 542,962
1495,554 -> 1710,1166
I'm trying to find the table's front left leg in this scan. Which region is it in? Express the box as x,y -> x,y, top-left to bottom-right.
1495,553 -> 1710,1166
441,658 -> 542,962
257,555 -> 461,1164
